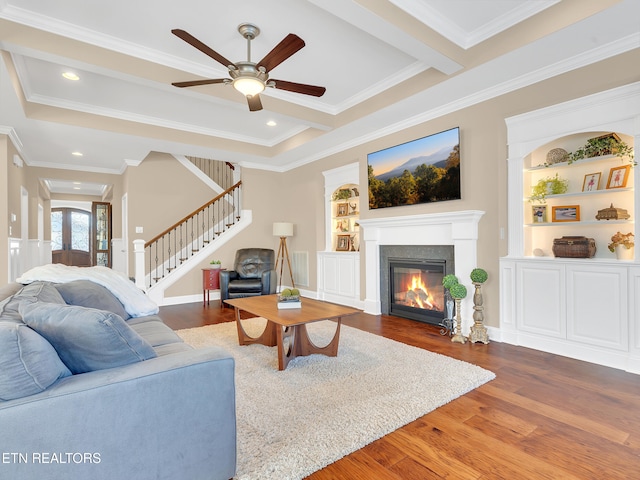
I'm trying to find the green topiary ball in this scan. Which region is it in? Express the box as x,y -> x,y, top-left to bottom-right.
470,268 -> 488,284
449,283 -> 467,299
442,274 -> 459,290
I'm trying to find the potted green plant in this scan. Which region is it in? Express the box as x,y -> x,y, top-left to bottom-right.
442,274 -> 459,290
608,232 -> 634,260
209,259 -> 222,269
332,189 -> 352,201
470,268 -> 488,284
568,135 -> 635,165
529,173 -> 568,203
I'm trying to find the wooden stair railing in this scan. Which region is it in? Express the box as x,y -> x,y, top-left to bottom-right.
144,181 -> 242,287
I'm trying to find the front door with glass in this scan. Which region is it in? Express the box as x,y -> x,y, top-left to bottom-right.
51,208 -> 91,267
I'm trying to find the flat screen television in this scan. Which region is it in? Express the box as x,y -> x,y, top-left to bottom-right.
367,127 -> 460,209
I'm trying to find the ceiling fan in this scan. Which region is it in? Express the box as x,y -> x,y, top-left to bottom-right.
171,23 -> 326,111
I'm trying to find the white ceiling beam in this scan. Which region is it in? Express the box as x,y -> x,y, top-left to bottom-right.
308,0 -> 462,75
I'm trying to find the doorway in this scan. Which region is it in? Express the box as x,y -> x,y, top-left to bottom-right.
51,208 -> 91,267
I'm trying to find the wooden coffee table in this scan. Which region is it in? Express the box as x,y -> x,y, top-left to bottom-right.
224,295 -> 360,370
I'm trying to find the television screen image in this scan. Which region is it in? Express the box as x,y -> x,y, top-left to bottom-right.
367,127 -> 460,209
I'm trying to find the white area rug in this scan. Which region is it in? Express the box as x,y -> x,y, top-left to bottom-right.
177,318 -> 495,480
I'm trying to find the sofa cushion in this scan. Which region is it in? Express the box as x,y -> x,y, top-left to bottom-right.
20,302 -> 157,374
153,342 -> 194,356
0,281 -> 66,324
0,322 -> 72,401
127,318 -> 184,347
55,280 -> 131,320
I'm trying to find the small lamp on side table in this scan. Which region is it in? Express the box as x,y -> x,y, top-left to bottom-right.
273,222 -> 295,292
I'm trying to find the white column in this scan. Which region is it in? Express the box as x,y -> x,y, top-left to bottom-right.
133,239 -> 146,291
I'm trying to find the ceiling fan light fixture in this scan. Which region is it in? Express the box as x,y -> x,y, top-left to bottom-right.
232,76 -> 265,97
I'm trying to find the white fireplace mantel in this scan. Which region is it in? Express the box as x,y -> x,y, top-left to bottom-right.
358,210 -> 485,331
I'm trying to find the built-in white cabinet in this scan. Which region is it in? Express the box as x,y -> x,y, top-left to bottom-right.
501,82 -> 640,374
502,257 -> 634,371
316,251 -> 360,308
318,163 -> 361,308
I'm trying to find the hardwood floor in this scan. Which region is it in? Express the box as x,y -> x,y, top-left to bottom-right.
160,301 -> 640,480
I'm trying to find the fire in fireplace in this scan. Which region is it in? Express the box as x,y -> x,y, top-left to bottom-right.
389,259 -> 445,325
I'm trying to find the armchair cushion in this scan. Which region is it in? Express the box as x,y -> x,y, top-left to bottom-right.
20,302 -> 156,374
220,248 -> 277,302
234,248 -> 276,279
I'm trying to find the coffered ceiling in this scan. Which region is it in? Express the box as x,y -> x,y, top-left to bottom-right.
0,0 -> 638,195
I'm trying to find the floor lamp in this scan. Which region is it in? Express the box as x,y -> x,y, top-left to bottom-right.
273,222 -> 295,291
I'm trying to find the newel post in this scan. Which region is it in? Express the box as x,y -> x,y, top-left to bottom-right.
133,239 -> 146,290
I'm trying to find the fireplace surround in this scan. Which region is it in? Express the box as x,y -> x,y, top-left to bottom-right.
359,211 -> 484,333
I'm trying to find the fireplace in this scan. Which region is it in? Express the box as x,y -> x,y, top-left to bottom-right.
389,258 -> 445,324
359,211 -> 484,333
378,244 -> 455,326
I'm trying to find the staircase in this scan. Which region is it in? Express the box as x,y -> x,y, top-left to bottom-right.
133,158 -> 251,305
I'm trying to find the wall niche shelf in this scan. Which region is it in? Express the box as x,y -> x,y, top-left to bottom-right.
500,82 -> 640,374
523,146 -> 634,259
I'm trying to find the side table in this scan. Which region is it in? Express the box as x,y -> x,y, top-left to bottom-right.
202,267 -> 224,307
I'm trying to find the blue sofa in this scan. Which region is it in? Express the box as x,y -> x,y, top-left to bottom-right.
0,280 -> 236,480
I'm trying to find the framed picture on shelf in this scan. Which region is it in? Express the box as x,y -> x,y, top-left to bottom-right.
606,165 -> 630,189
551,205 -> 580,222
532,205 -> 547,223
582,172 -> 601,192
334,218 -> 350,232
336,203 -> 349,216
336,235 -> 351,251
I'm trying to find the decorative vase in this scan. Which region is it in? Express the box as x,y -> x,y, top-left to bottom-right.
615,245 -> 634,260
468,282 -> 489,344
451,298 -> 466,344
439,292 -> 455,337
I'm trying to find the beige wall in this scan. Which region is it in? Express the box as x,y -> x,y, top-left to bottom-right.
0,136 -> 8,281
125,152 -> 228,279
6,139 -> 25,240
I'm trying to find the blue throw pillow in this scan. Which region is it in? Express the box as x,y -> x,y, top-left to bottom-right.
0,322 -> 71,401
20,302 -> 157,374
0,282 -> 66,324
55,280 -> 130,320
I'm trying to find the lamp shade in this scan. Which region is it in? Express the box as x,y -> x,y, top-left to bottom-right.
273,222 -> 294,237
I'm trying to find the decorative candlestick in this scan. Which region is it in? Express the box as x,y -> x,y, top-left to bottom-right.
449,283 -> 467,344
468,268 -> 489,344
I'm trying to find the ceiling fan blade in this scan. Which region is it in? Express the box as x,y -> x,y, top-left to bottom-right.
172,29 -> 234,68
247,94 -> 263,112
270,79 -> 326,97
172,78 -> 227,88
257,34 -> 305,72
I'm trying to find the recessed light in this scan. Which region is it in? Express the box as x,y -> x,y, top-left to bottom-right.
71,151 -> 83,157
266,120 -> 277,127
62,72 -> 80,81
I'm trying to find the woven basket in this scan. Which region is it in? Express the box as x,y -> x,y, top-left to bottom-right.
552,236 -> 596,258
